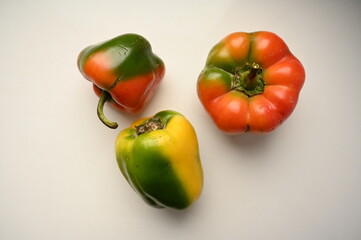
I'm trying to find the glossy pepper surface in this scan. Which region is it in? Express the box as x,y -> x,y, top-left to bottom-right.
115,110 -> 203,210
78,33 -> 165,129
197,31 -> 305,134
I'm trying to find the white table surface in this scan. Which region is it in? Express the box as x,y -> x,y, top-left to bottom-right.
1,0 -> 360,239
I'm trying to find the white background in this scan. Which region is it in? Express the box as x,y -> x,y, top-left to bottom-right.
1,0 -> 360,239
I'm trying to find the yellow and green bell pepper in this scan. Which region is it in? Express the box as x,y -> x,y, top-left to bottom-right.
115,110 -> 203,210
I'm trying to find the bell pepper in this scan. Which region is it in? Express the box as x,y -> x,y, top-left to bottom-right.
115,110 -> 203,210
197,31 -> 305,133
77,33 -> 165,129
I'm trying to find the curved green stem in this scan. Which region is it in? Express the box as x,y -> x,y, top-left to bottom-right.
97,90 -> 118,129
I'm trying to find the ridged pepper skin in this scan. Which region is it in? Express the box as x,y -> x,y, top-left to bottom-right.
77,33 -> 165,129
115,110 -> 203,210
197,31 -> 305,134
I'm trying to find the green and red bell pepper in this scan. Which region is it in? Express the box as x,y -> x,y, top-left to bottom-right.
78,33 -> 165,129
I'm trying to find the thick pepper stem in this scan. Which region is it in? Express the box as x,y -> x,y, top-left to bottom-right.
243,63 -> 260,90
97,90 -> 118,129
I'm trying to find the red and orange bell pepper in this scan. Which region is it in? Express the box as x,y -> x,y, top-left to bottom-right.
197,31 -> 305,133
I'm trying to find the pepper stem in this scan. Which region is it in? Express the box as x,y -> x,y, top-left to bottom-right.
97,90 -> 118,129
234,63 -> 265,97
135,117 -> 164,135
